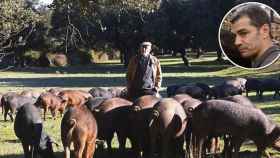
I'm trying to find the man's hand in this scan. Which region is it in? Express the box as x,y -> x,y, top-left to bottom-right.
153,87 -> 159,93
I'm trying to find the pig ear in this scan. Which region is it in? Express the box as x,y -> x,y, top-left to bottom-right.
84,96 -> 91,102
133,105 -> 142,111
59,95 -> 67,103
94,109 -> 100,112
57,95 -> 63,100
186,107 -> 194,118
34,99 -> 41,107
187,107 -> 194,113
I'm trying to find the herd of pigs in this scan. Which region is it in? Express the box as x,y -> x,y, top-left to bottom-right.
1,76 -> 280,158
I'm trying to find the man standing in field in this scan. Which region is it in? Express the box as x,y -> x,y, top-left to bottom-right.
126,41 -> 162,101
231,4 -> 280,68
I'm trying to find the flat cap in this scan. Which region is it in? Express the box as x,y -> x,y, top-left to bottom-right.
141,41 -> 152,46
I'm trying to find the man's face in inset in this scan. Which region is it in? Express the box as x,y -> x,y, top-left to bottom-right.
140,45 -> 152,56
231,16 -> 264,59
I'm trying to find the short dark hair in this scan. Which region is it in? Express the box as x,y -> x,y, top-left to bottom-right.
230,4 -> 272,37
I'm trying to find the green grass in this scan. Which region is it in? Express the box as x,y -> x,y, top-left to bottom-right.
0,54 -> 280,157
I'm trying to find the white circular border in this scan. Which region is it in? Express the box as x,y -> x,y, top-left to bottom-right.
218,2 -> 280,70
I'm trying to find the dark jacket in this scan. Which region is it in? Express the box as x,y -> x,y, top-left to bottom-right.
252,45 -> 280,68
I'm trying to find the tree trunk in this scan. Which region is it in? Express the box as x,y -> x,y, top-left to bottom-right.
180,49 -> 189,67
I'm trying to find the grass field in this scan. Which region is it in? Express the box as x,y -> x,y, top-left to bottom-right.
0,54 -> 280,158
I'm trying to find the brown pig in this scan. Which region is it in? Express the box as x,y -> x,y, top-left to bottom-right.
61,105 -> 98,158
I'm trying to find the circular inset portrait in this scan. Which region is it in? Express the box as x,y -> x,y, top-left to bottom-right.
219,2 -> 280,69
